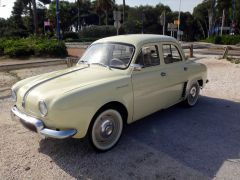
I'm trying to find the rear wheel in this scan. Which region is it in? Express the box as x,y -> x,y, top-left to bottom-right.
89,109 -> 123,151
184,82 -> 200,107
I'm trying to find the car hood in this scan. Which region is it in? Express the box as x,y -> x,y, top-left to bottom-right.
16,65 -> 125,112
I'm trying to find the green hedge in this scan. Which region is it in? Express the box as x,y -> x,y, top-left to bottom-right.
0,37 -> 67,58
80,25 -> 125,38
63,26 -> 125,42
205,35 -> 240,45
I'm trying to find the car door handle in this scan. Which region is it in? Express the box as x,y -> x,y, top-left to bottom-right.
184,67 -> 188,71
160,72 -> 167,77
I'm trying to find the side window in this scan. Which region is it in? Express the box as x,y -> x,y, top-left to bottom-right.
135,45 -> 160,67
163,44 -> 182,64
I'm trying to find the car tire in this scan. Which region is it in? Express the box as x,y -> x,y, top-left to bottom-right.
89,108 -> 123,152
184,82 -> 200,107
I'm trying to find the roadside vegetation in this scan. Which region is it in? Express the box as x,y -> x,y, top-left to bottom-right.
226,56 -> 240,64
0,0 -> 240,58
204,35 -> 240,45
0,37 -> 67,58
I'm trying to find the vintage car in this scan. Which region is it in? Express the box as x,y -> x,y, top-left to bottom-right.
11,34 -> 208,151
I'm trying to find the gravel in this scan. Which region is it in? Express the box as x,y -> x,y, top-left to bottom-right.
0,58 -> 239,180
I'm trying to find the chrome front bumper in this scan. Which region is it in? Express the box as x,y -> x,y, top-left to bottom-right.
11,106 -> 77,139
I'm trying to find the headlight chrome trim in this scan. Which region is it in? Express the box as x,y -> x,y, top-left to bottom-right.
39,100 -> 48,117
11,89 -> 17,102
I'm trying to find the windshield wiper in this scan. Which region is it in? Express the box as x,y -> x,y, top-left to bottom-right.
90,62 -> 111,69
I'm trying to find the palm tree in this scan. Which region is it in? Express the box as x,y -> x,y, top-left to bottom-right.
93,0 -> 115,25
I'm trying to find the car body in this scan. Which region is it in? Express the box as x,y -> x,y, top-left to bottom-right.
11,34 -> 208,151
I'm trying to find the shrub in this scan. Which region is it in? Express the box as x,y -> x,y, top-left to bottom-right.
4,39 -> 34,57
0,37 -> 67,58
205,35 -> 240,45
35,39 -> 67,57
63,32 -> 80,40
79,25 -> 117,38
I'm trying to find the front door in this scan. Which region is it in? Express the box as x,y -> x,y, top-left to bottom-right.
132,44 -> 167,121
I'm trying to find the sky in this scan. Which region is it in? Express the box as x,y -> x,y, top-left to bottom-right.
0,0 -> 203,19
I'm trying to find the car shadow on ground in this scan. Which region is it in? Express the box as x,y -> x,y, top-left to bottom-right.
38,96 -> 240,179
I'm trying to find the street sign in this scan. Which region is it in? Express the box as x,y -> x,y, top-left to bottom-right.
177,30 -> 183,35
114,21 -> 121,29
113,11 -> 121,21
167,23 -> 177,31
114,21 -> 121,35
174,20 -> 180,25
221,27 -> 230,31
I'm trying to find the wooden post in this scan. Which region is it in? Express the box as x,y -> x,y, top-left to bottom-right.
189,44 -> 193,58
222,46 -> 229,59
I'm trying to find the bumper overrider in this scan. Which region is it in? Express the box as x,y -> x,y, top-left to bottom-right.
11,106 -> 77,139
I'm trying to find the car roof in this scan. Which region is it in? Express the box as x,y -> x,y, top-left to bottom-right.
93,34 -> 178,47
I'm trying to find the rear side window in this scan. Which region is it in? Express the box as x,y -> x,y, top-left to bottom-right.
135,45 -> 160,67
162,44 -> 182,64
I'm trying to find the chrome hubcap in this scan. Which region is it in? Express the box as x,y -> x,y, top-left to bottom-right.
190,87 -> 197,97
100,119 -> 114,138
92,110 -> 123,150
188,85 -> 199,106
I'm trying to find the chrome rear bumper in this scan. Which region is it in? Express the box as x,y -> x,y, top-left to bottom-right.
11,106 -> 77,139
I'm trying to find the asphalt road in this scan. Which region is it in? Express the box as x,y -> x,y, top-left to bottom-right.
0,57 -> 239,180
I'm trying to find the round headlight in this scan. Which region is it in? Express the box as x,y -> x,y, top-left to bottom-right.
11,89 -> 17,102
39,100 -> 48,117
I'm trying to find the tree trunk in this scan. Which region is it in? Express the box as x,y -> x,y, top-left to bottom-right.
105,10 -> 108,25
198,20 -> 206,38
32,0 -> 38,35
98,15 -> 101,25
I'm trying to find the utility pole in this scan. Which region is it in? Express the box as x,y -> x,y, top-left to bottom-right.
32,0 -> 38,35
177,0 -> 181,40
56,0 -> 61,40
141,12 -> 144,34
163,11 -> 165,35
123,0 -> 125,24
77,0 -> 80,32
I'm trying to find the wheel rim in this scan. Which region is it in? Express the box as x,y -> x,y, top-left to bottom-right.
92,109 -> 123,150
188,85 -> 199,106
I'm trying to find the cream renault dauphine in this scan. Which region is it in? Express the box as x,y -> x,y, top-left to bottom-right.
11,34 -> 208,151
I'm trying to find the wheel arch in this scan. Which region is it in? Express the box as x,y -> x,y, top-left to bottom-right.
89,101 -> 128,128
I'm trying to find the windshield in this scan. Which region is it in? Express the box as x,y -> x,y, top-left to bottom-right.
78,43 -> 135,69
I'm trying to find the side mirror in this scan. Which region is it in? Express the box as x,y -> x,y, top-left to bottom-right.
130,64 -> 143,71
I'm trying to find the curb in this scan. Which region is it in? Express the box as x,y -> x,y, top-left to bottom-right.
0,59 -> 67,71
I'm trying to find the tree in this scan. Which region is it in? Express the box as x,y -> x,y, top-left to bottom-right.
47,1 -> 76,33
93,0 -> 115,25
11,0 -> 50,36
193,0 -> 211,38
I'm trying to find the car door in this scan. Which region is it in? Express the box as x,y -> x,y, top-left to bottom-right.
131,43 -> 171,121
159,42 -> 188,108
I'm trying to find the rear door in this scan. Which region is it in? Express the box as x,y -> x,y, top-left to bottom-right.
159,42 -> 188,107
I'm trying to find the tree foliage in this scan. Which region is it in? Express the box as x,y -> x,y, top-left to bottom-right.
0,0 -> 239,41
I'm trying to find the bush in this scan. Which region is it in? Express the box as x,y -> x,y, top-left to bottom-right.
205,35 -> 240,45
0,37 -> 67,58
63,32 -> 80,40
79,25 -> 117,38
35,39 -> 67,57
65,37 -> 99,42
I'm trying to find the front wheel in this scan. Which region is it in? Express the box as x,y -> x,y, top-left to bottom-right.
184,82 -> 200,107
89,109 -> 123,151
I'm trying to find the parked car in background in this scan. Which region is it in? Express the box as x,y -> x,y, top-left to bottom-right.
11,34 -> 208,151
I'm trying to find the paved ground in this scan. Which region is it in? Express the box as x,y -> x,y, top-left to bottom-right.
0,56 -> 240,180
